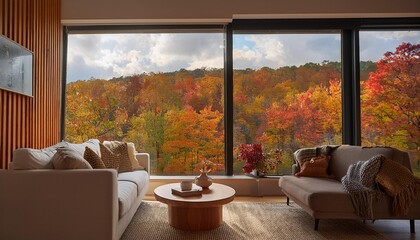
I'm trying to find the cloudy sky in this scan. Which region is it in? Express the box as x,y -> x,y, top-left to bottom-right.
66,31 -> 419,82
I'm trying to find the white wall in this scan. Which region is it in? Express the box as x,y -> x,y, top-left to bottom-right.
61,0 -> 420,25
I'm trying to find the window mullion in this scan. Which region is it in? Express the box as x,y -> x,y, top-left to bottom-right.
342,29 -> 361,146
224,24 -> 234,176
352,30 -> 361,146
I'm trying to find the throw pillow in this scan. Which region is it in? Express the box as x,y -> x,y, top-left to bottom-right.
103,142 -> 132,173
83,146 -> 106,169
66,139 -> 101,157
295,156 -> 333,178
51,146 -> 93,169
104,141 -> 144,172
126,142 -> 145,170
11,141 -> 67,170
100,143 -> 121,170
294,145 -> 335,167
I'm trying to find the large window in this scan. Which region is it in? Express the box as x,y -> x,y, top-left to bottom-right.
65,32 -> 225,175
232,32 -> 342,175
360,30 -> 420,176
63,19 -> 419,177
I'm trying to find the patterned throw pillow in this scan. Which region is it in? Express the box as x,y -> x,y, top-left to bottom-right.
83,146 -> 106,169
294,145 -> 333,167
111,143 -> 133,173
51,146 -> 93,169
103,141 -> 142,173
295,156 -> 333,178
100,143 -> 121,170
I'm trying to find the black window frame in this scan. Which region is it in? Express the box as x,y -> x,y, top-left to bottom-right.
61,18 -> 420,176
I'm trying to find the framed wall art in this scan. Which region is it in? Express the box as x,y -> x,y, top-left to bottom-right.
0,35 -> 33,96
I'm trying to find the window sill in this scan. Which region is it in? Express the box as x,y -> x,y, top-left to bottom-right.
147,175 -> 285,196
150,175 -> 281,180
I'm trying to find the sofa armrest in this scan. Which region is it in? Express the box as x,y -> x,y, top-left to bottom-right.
0,169 -> 118,240
135,152 -> 150,173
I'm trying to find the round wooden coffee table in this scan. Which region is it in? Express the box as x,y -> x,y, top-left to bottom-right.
154,183 -> 235,231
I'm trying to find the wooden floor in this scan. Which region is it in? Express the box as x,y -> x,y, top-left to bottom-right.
145,195 -> 419,240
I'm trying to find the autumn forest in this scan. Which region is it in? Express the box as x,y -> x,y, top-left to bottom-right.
65,43 -> 419,176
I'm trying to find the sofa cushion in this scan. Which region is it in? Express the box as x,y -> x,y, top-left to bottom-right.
279,176 -> 354,213
118,170 -> 149,196
83,147 -> 106,169
51,147 -> 93,169
279,175 -> 420,219
118,181 -> 138,218
11,141 -> 67,170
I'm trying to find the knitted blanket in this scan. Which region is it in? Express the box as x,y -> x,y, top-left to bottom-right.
342,155 -> 420,219
341,155 -> 385,219
376,158 -> 420,216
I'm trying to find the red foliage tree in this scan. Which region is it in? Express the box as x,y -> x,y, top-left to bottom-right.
362,42 -> 419,150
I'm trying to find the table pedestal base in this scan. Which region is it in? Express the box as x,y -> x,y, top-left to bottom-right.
168,205 -> 222,231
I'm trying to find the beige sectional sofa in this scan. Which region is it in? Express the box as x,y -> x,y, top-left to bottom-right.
279,145 -> 420,232
0,139 -> 150,240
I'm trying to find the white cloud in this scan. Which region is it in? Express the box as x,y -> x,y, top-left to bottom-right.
233,34 -> 340,70
251,35 -> 285,63
67,33 -> 224,82
233,35 -> 286,69
148,34 -> 223,70
66,31 -> 419,82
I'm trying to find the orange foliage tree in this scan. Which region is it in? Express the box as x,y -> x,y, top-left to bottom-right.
361,43 -> 419,151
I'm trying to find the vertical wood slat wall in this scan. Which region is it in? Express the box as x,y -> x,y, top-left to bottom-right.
0,0 -> 61,169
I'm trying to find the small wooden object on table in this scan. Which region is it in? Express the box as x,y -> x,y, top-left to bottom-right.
154,183 -> 235,231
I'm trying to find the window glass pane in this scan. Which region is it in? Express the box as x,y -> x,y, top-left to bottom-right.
360,30 -> 420,177
65,33 -> 225,175
233,33 -> 342,175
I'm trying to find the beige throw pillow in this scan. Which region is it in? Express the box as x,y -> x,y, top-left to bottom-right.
11,141 -> 67,170
51,147 -> 92,169
66,139 -> 101,157
127,143 -> 144,170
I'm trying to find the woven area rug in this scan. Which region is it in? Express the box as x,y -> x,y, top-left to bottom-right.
121,201 -> 388,240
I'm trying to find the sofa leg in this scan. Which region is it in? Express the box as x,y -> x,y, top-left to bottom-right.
410,220 -> 415,233
314,219 -> 320,231
286,197 -> 289,206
